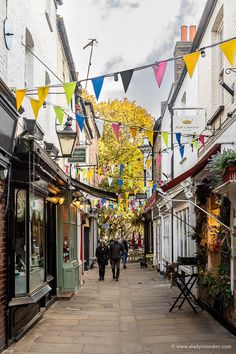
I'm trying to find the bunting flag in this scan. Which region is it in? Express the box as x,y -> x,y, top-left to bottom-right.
147,159 -> 151,170
93,198 -> 98,207
77,169 -> 81,176
120,69 -> 134,93
161,131 -> 169,147
156,154 -> 162,167
30,98 -> 41,119
83,169 -> 87,179
38,86 -> 49,108
112,123 -> 120,141
120,164 -> 124,175
139,181 -> 144,190
108,177 -> 113,186
76,113 -> 85,132
65,165 -> 69,174
176,133 -> 182,146
183,51 -> 200,78
96,120 -> 104,136
97,175 -> 102,184
102,198 -> 106,206
143,185 -> 147,193
63,82 -> 77,105
54,106 -> 64,126
97,167 -> 101,176
130,127 -> 137,140
134,189 -> 138,196
88,169 -> 94,182
153,183 -> 157,191
111,164 -> 115,174
103,166 -> 107,174
125,192 -> 129,199
199,134 -> 205,146
152,61 -> 167,87
91,76 -> 104,100
149,181 -> 153,189
16,89 -> 26,111
118,179 -> 123,188
129,180 -> 133,189
193,139 -> 199,150
179,145 -> 185,159
99,200 -> 103,208
146,130 -> 153,146
220,38 -> 236,66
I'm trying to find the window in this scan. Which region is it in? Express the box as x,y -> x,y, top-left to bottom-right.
163,216 -> 170,259
15,189 -> 27,295
62,204 -> 77,262
176,207 -> 194,258
29,194 -> 45,292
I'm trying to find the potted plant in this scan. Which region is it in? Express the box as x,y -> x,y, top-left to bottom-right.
208,150 -> 236,184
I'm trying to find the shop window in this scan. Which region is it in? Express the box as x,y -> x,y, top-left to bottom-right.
15,189 -> 27,295
29,194 -> 45,292
176,207 -> 194,258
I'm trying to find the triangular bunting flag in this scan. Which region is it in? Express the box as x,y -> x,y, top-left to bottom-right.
118,179 -> 123,188
97,167 -> 101,176
156,154 -> 162,167
63,82 -> 77,105
112,123 -> 120,141
220,39 -> 236,66
83,169 -> 87,179
30,98 -> 41,119
193,139 -> 199,150
199,134 -> 205,146
176,133 -> 181,146
76,113 -> 85,132
149,181 -> 153,189
92,76 -> 104,100
129,180 -> 133,189
38,86 -> 49,108
179,145 -> 185,159
103,166 -> 107,175
161,131 -> 169,147
120,69 -> 134,93
125,192 -> 129,199
146,130 -> 153,146
152,61 -> 167,87
130,127 -> 137,140
102,198 -> 106,206
120,164 -> 124,175
134,189 -> 138,196
54,106 -> 64,125
183,51 -> 200,78
108,177 -> 113,187
16,89 -> 26,111
147,159 -> 151,170
153,183 -> 157,191
96,120 -> 104,136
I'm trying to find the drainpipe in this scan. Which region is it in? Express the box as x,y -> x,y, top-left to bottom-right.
169,104 -> 174,262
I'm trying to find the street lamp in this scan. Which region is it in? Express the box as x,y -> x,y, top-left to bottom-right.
56,116 -> 77,158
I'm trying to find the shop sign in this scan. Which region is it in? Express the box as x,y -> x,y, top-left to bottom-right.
136,193 -> 147,199
173,111 -> 204,134
68,147 -> 86,163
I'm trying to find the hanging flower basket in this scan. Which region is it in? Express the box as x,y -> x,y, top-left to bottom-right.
222,166 -> 236,183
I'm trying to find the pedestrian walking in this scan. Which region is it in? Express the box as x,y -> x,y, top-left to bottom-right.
121,236 -> 128,269
109,235 -> 124,281
95,240 -> 108,281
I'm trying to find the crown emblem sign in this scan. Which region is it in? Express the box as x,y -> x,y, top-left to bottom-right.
182,119 -> 192,124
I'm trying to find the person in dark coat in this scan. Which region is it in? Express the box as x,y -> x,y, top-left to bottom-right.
109,236 -> 124,281
96,241 -> 108,281
121,236 -> 128,269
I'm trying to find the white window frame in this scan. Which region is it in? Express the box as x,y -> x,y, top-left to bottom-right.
163,215 -> 170,260
175,204 -> 194,258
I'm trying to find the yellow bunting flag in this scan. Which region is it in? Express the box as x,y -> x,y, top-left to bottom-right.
134,189 -> 138,196
88,169 -> 94,182
97,167 -> 101,176
161,131 -> 169,147
38,86 -> 49,108
146,130 -> 153,146
149,181 -> 153,189
129,180 -> 133,189
139,181 -> 144,190
183,51 -> 200,78
143,185 -> 147,193
220,38 -> 236,66
63,81 -> 77,105
125,191 -> 129,199
54,106 -> 64,125
16,89 -> 26,111
30,98 -> 41,119
147,159 -> 151,170
130,127 -> 137,140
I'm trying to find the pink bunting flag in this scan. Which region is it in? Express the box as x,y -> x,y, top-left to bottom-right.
199,134 -> 205,146
112,123 -> 120,141
156,154 -> 162,167
152,61 -> 167,88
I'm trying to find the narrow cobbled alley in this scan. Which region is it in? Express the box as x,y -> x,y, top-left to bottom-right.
4,264 -> 236,354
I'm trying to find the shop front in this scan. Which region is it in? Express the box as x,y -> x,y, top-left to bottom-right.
8,137 -> 70,341
0,79 -> 18,350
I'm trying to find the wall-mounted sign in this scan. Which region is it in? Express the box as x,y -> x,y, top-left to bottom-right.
173,111 -> 204,134
68,147 -> 86,163
136,193 -> 147,199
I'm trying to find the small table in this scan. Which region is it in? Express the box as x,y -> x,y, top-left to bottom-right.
169,257 -> 199,313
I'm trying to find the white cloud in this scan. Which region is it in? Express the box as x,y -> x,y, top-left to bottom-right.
59,0 -> 208,117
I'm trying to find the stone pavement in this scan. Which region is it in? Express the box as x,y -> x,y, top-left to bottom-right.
3,263 -> 236,354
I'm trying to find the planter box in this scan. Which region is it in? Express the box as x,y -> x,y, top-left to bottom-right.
223,166 -> 236,183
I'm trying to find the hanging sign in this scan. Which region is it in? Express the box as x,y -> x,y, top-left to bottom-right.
173,111 -> 204,134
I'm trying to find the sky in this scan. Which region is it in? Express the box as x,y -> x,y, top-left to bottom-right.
59,0 -> 208,119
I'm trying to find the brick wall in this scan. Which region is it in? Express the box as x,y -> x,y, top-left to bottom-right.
174,41 -> 192,82
0,181 -> 6,350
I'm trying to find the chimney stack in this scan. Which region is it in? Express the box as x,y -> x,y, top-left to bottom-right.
174,25 -> 196,82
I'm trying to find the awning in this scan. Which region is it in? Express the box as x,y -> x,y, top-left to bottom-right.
71,178 -> 118,202
162,144 -> 220,192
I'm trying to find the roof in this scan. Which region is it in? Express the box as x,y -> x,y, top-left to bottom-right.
56,15 -> 77,81
71,178 -> 118,202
